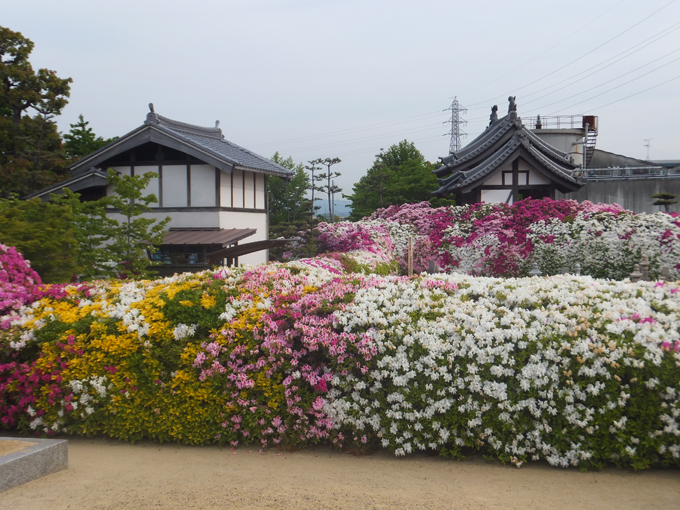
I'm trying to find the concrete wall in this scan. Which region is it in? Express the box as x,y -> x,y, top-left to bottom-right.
556,178 -> 680,213
531,129 -> 584,167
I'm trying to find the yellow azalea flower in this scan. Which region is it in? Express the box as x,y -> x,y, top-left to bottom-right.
200,293 -> 217,309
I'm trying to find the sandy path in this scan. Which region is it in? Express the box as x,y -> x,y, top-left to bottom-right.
0,440 -> 37,457
1,438 -> 678,510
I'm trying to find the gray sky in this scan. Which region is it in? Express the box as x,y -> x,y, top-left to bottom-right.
4,0 -> 680,195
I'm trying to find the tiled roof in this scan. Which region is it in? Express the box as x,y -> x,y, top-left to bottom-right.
162,228 -> 256,246
69,108 -> 293,179
24,167 -> 109,200
434,110 -> 583,196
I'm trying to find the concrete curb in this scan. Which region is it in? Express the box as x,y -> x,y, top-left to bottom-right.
0,437 -> 68,492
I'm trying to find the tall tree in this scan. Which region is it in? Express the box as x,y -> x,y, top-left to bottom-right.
0,196 -> 80,283
102,170 -> 171,279
63,114 -> 117,159
0,26 -> 72,197
317,157 -> 341,223
304,158 -> 324,216
53,188 -> 117,280
269,152 -> 312,226
346,140 -> 449,220
266,153 -> 318,260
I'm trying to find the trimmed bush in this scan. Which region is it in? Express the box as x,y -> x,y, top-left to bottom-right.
1,256 -> 678,470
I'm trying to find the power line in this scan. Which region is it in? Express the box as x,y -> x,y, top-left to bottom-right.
521,24 -> 680,106
247,110 -> 444,151
463,21 -> 680,123
459,0 -> 629,98
527,54 -> 680,113
270,123 -> 444,156
248,10 -> 679,158
549,74 -> 680,114
465,0 -> 678,108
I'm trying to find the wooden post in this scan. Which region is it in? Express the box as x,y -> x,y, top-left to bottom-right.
407,237 -> 413,277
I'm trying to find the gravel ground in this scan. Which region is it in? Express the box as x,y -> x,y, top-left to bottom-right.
1,438 -> 678,510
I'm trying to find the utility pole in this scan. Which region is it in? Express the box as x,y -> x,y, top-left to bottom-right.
644,139 -> 652,160
444,96 -> 467,154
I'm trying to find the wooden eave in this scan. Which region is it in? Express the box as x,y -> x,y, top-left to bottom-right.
207,238 -> 291,260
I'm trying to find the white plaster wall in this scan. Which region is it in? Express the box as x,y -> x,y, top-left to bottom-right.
218,210 -> 268,266
220,169 -> 232,207
231,169 -> 243,208
137,166 -> 160,208
191,164 -> 216,207
518,160 -> 533,171
484,171 -> 503,185
106,166 -> 130,197
105,165 -> 160,208
481,189 -> 513,204
107,210 -> 219,229
255,173 -> 265,209
243,171 -> 255,209
163,165 -> 188,207
528,169 -> 551,185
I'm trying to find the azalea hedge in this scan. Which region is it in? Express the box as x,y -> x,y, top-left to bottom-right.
1,254 -> 679,470
313,199 -> 680,280
0,244 -> 72,318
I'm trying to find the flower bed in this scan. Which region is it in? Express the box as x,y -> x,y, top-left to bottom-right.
315,199 -> 680,280
1,255 -> 679,470
0,244 -> 73,329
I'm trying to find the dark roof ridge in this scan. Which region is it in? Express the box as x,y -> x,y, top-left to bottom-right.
522,140 -> 581,184
145,112 -> 223,140
437,115 -> 519,171
523,128 -> 572,163
452,115 -> 512,158
65,107 -> 293,179
434,136 -> 522,195
460,135 -> 522,186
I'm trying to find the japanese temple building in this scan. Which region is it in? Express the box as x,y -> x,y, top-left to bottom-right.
28,105 -> 292,272
433,98 -> 585,205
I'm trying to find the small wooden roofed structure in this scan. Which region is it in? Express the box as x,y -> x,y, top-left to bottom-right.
433,99 -> 584,205
150,227 -> 292,276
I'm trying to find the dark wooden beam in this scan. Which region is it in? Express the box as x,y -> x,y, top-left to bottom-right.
512,159 -> 519,204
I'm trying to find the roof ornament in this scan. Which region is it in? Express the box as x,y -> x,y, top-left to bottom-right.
145,102 -> 159,125
215,120 -> 220,128
535,115 -> 542,129
508,96 -> 518,121
489,105 -> 498,126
